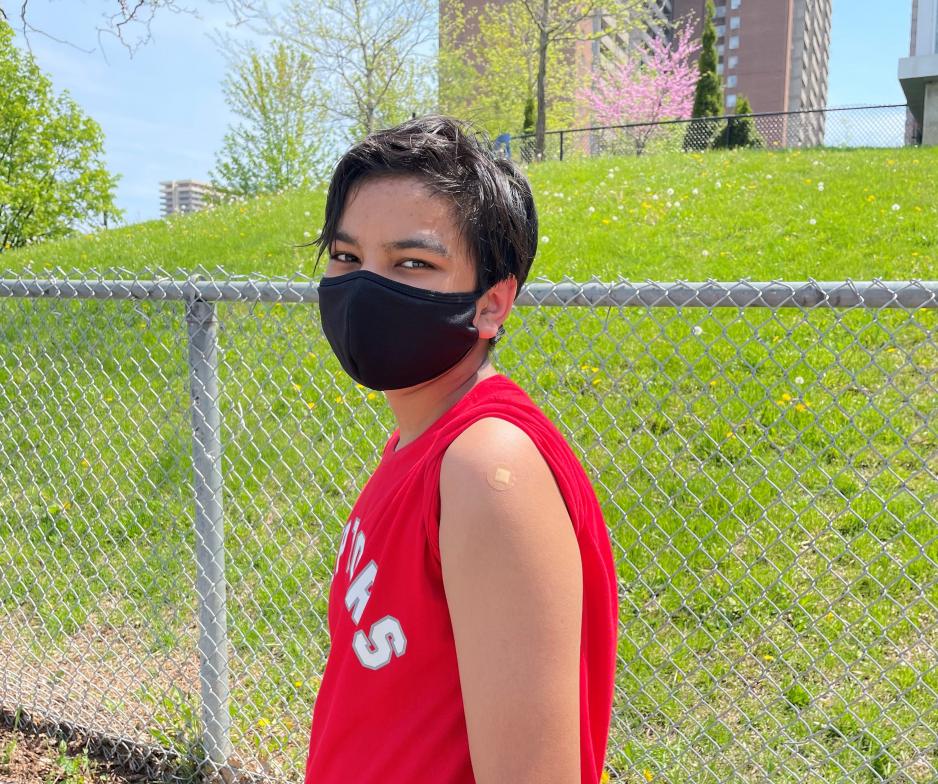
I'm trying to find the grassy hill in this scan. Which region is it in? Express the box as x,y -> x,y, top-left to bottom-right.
0,147 -> 936,784
2,146 -> 936,281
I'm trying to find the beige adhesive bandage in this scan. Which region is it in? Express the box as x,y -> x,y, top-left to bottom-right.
486,464 -> 516,491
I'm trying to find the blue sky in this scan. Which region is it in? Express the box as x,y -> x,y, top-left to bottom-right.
8,0 -> 914,226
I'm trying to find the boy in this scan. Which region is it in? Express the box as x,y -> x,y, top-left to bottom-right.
305,115 -> 618,783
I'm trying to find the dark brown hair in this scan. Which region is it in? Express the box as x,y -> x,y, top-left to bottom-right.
313,115 -> 539,301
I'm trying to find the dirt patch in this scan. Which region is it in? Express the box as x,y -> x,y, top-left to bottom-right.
0,613 -> 200,745
0,722 -> 140,784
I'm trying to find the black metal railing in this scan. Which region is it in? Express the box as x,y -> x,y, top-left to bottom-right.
510,104 -> 913,162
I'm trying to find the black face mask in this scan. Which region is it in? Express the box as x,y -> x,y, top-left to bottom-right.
318,269 -> 484,391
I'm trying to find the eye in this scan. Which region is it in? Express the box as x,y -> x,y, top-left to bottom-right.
330,252 -> 358,264
400,259 -> 432,269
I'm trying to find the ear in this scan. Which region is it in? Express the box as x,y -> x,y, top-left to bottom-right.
474,276 -> 517,340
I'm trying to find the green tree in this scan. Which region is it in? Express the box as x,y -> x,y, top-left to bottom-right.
712,95 -> 763,149
439,0 -> 579,139
239,0 -> 436,141
523,95 -> 536,135
210,41 -> 331,196
0,21 -> 121,250
684,0 -> 723,151
517,0 -> 643,160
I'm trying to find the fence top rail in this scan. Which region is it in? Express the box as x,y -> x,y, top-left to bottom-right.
514,103 -> 910,138
0,273 -> 936,309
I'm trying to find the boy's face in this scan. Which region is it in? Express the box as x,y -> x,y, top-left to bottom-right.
325,175 -> 478,294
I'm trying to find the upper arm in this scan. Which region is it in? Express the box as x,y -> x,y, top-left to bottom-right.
439,417 -> 583,784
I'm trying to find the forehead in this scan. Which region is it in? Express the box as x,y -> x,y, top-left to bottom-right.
338,175 -> 464,244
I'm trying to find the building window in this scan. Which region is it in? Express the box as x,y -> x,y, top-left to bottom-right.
716,24 -> 726,37
729,35 -> 740,49
726,93 -> 737,108
730,16 -> 740,30
728,55 -> 739,69
717,63 -> 724,75
718,44 -> 725,56
715,4 -> 726,17
730,0 -> 741,8
727,74 -> 737,87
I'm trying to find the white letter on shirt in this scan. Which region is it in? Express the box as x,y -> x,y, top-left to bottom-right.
353,615 -> 407,670
345,559 -> 378,624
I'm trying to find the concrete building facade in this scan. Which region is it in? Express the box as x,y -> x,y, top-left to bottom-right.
669,0 -> 832,143
159,180 -> 221,218
900,0 -> 938,145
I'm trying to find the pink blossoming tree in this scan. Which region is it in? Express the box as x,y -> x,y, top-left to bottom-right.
579,21 -> 701,155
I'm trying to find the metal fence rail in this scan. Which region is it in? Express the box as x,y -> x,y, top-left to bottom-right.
1,269 -> 936,784
514,104 -> 914,162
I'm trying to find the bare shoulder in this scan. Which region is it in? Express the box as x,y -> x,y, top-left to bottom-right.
440,416 -> 554,497
439,415 -> 575,551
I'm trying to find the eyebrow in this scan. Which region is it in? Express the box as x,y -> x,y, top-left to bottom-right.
334,229 -> 450,258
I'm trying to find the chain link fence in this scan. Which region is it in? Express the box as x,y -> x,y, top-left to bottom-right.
515,105 -> 914,162
1,269 -> 936,784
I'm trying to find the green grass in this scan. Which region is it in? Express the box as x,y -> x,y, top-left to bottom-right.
1,146 -> 935,280
0,146 -> 936,783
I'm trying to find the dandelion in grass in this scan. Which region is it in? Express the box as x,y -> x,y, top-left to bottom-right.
304,231 -> 311,238
795,403 -> 808,412
367,392 -> 377,401
692,187 -> 699,195
818,182 -> 825,191
867,194 -> 876,203
794,376 -> 804,385
541,236 -> 550,244
809,218 -> 817,226
701,250 -> 709,257
692,325 -> 703,336
892,203 -> 901,211
644,770 -> 654,782
762,654 -> 775,662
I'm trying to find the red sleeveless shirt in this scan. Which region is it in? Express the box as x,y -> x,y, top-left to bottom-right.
304,373 -> 618,783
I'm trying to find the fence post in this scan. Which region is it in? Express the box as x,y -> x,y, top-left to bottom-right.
185,284 -> 233,772
559,131 -> 564,161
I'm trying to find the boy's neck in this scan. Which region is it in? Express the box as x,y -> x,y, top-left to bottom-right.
385,348 -> 496,450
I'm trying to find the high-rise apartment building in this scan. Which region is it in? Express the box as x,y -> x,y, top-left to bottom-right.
441,0 -> 831,143
159,180 -> 222,218
899,0 -> 938,145
670,0 -> 832,143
